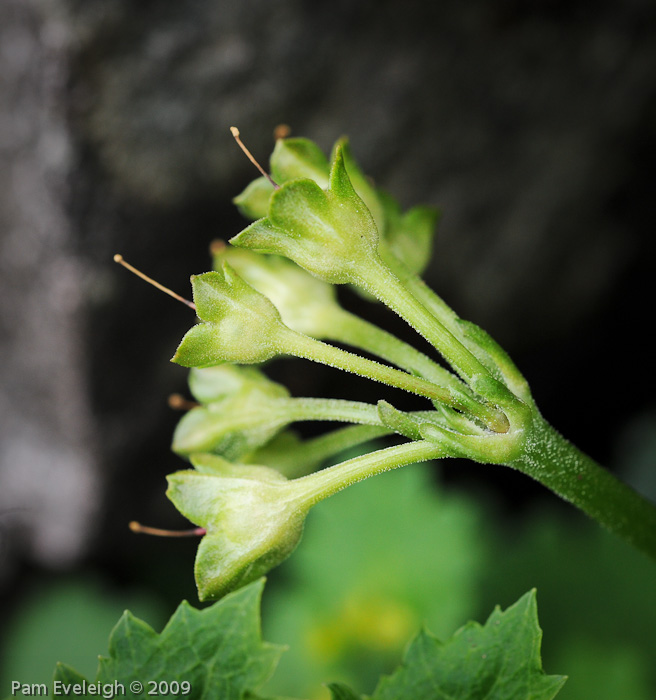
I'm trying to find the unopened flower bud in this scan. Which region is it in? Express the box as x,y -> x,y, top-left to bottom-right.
172,265 -> 288,367
231,146 -> 380,285
167,454 -> 310,600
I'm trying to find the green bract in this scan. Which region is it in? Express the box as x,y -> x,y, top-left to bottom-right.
172,265 -> 288,366
167,455 -> 310,600
231,146 -> 381,285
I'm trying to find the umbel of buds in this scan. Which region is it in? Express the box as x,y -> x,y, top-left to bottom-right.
118,128 -> 656,601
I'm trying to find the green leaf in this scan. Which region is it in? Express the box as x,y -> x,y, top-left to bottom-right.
53,664 -> 87,685
55,580 -> 283,700
0,579 -> 165,691
372,590 -> 566,700
262,464 -> 487,699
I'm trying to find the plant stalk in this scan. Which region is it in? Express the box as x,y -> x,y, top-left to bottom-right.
514,416 -> 656,560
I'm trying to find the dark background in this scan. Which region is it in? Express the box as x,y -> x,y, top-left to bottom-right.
1,0 -> 655,652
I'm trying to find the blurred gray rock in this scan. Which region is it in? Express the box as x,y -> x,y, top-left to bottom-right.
0,0 -> 98,574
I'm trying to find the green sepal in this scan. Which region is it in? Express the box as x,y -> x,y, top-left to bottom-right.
171,266 -> 288,367
270,137 -> 330,186
213,245 -> 342,337
233,138 -> 330,222
188,364 -> 286,405
172,368 -> 290,459
332,136 -> 385,234
233,176 -> 275,220
246,429 -> 305,469
377,400 -> 423,441
166,467 -> 309,600
379,190 -> 440,276
230,146 -> 380,285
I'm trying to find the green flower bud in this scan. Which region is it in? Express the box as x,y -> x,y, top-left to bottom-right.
232,137 -> 436,278
188,364 -> 286,405
166,454 -> 309,600
173,367 -> 291,459
171,265 -> 288,367
231,146 -> 381,285
233,138 -> 329,221
212,245 -> 342,337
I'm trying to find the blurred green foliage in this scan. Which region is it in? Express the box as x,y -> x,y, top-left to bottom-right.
1,461 -> 653,699
261,462 -> 486,698
261,461 -> 655,700
0,578 -> 166,690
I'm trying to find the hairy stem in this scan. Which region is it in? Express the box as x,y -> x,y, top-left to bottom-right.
281,329 -> 460,408
326,306 -> 460,387
514,416 -> 656,560
255,423 -> 392,477
293,440 -> 444,506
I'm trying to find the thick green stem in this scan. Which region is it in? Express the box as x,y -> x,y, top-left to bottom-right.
515,416 -> 656,560
293,440 -> 444,506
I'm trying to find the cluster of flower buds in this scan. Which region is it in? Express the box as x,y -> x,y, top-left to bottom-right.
154,130 -> 543,600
